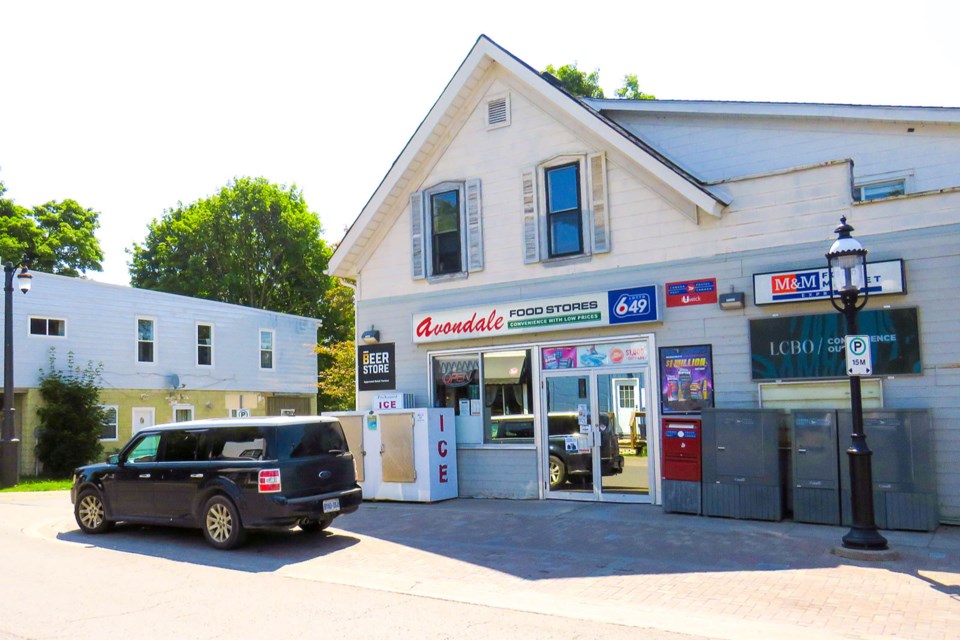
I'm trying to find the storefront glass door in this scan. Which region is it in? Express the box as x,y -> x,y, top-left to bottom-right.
542,367 -> 653,501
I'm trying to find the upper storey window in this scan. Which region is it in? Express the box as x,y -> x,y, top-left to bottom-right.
410,180 -> 483,281
522,152 -> 610,264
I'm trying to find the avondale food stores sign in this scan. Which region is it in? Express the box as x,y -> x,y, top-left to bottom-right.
412,286 -> 660,344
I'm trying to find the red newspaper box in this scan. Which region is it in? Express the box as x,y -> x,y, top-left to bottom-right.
661,417 -> 702,482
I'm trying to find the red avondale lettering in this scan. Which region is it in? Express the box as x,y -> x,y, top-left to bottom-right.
416,311 -> 505,338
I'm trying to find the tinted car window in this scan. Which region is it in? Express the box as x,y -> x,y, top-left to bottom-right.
207,427 -> 273,461
278,422 -> 348,459
160,430 -> 204,462
125,433 -> 161,463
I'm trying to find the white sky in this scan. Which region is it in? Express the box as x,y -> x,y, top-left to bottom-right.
2,0 -> 957,286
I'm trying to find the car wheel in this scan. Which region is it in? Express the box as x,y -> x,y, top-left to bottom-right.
202,495 -> 246,550
548,455 -> 566,490
299,517 -> 333,533
75,489 -> 113,534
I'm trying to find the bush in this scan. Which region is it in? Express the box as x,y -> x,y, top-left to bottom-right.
35,349 -> 105,477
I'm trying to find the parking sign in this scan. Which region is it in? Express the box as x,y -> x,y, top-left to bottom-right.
845,335 -> 873,376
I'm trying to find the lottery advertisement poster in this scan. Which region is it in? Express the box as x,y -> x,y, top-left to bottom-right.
659,345 -> 714,414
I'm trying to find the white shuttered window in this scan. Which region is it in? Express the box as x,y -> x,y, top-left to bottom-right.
523,152 -> 610,263
410,180 -> 483,280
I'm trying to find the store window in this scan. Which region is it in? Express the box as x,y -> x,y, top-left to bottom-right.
431,349 -> 533,445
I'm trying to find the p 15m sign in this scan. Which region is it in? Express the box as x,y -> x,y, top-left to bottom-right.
412,285 -> 660,344
753,260 -> 905,305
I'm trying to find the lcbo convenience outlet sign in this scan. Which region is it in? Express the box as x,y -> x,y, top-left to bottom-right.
412,286 -> 660,343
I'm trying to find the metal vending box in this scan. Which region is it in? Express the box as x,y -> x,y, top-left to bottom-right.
792,410 -> 840,525
325,408 -> 458,502
838,409 -> 938,531
701,408 -> 786,521
661,417 -> 702,514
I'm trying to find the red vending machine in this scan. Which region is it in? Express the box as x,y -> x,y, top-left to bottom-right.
661,416 -> 702,514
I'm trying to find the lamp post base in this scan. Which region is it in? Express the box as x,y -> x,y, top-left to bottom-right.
0,439 -> 20,488
841,526 -> 888,551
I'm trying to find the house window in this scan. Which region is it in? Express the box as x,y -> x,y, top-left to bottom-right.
410,180 -> 483,280
430,189 -> 462,275
137,318 -> 155,363
522,153 -> 609,264
854,179 -> 906,202
259,329 -> 274,370
196,323 -> 213,366
29,317 -> 66,337
545,163 -> 583,257
100,405 -> 119,441
173,405 -> 194,422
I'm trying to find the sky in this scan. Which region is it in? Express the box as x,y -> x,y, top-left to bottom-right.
2,0 -> 957,286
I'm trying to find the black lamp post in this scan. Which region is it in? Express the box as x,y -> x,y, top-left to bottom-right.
825,218 -> 888,551
2,261 -> 32,488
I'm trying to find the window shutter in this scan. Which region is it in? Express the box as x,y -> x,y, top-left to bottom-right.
521,168 -> 540,264
587,152 -> 610,254
465,179 -> 484,272
410,191 -> 426,279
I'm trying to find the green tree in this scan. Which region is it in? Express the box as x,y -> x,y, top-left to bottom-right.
129,177 -> 347,333
615,74 -> 656,100
0,181 -> 104,275
316,339 -> 356,411
35,350 -> 105,477
541,65 -> 656,101
543,63 -> 605,98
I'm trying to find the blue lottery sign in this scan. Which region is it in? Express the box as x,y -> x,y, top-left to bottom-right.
607,285 -> 660,325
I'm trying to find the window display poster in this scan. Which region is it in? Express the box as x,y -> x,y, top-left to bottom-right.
659,345 -> 714,414
542,347 -> 577,369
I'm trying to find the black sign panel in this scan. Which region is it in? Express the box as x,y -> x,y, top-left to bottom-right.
750,308 -> 921,380
357,343 -> 396,391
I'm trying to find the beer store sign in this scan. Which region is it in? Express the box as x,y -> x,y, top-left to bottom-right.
753,259 -> 905,305
749,308 -> 921,380
413,286 -> 660,344
358,343 -> 396,391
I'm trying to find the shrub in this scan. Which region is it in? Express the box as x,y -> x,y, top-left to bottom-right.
35,349 -> 105,476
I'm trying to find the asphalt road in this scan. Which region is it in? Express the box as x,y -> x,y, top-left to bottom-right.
0,492 -> 703,640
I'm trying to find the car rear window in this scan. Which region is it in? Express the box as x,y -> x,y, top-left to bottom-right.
207,427 -> 274,461
277,422 -> 348,459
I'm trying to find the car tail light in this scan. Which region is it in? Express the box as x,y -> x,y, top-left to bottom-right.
258,469 -> 282,493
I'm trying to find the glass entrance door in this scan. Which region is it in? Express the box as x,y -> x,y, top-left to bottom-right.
544,374 -> 596,495
542,367 -> 653,501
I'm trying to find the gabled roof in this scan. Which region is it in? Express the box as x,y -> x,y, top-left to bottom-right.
329,35 -> 728,279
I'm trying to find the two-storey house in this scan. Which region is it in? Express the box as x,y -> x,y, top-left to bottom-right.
2,272 -> 320,475
329,36 -> 960,524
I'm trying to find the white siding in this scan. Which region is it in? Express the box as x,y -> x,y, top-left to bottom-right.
4,274 -> 319,394
612,112 -> 960,190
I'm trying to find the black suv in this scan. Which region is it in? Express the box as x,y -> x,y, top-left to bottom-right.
71,417 -> 362,549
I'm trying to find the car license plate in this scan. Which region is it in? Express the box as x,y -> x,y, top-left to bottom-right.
322,498 -> 340,513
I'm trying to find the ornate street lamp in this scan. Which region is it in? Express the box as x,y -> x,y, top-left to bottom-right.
825,218 -> 888,550
2,262 -> 32,488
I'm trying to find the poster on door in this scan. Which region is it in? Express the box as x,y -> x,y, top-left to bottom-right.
659,345 -> 714,414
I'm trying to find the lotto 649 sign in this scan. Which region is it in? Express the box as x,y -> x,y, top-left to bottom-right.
608,285 -> 659,325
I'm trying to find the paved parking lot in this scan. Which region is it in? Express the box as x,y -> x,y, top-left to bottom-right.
4,491 -> 960,639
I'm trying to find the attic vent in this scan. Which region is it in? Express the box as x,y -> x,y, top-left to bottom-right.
486,94 -> 510,129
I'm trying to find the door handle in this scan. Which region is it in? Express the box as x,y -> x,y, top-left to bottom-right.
190,473 -> 203,478
717,446 -> 726,451
798,448 -> 807,454
139,473 -> 151,479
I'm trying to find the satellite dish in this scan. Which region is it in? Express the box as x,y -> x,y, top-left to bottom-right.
167,374 -> 181,389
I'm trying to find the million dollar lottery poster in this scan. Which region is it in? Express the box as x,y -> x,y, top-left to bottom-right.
659,345 -> 715,414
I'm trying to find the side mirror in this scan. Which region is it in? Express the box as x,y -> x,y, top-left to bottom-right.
107,454 -> 120,465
